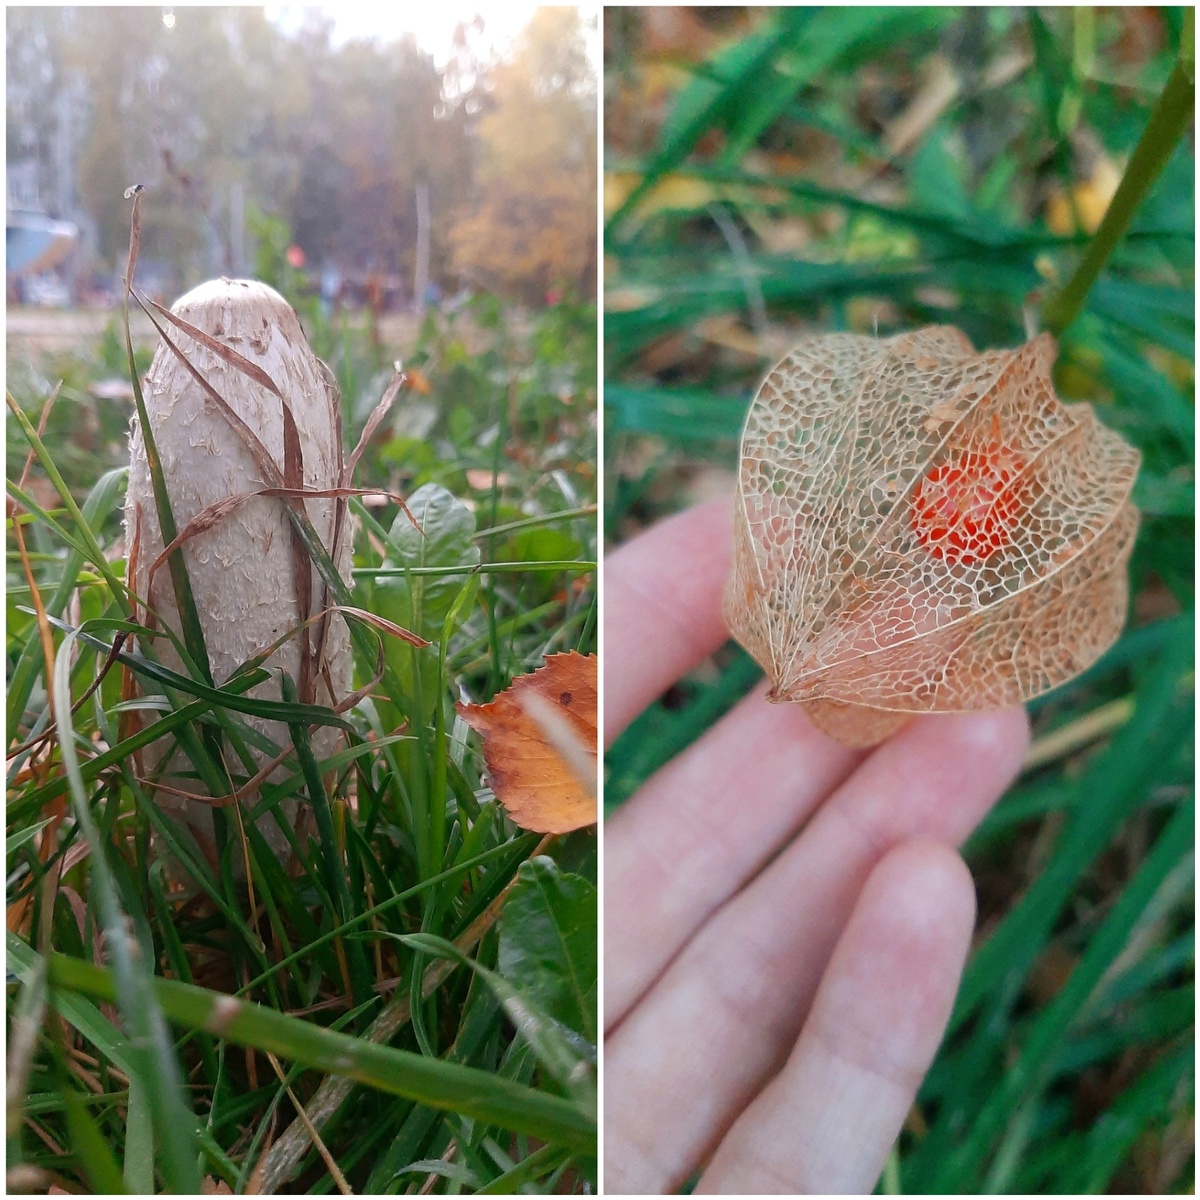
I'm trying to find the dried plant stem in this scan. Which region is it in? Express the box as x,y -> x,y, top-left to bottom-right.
264,1052 -> 352,1196
10,509 -> 56,716
252,835 -> 556,1194
1042,15 -> 1194,335
1023,696 -> 1134,772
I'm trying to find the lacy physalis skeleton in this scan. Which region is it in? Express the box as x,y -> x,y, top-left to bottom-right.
725,327 -> 1140,748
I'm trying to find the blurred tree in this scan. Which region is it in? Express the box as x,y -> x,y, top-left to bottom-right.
293,142 -> 351,262
450,8 -> 598,303
7,8 -> 74,212
7,5 -> 596,301
69,9 -> 159,265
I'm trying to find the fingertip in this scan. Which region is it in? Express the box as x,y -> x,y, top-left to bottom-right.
808,838 -> 977,1090
955,703 -> 1032,773
867,837 -> 978,951
906,704 -> 1031,772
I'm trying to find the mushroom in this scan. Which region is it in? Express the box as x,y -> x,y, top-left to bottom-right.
125,278 -> 352,866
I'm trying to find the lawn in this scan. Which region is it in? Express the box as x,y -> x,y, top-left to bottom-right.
604,7 -> 1192,1193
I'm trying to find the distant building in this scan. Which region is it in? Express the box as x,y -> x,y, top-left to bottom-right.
7,7 -> 96,287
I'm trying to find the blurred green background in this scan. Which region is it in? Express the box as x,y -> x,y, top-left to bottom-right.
604,7 -> 1192,1193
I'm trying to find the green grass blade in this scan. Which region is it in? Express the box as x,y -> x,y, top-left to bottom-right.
37,948 -> 596,1155
606,7 -> 813,235
7,465 -> 126,737
945,797 -> 1193,1191
122,1077 -> 154,1195
952,614 -> 1193,1029
3,409 -> 128,603
62,1085 -> 128,1194
50,626 -> 202,1193
1043,14 -> 1195,334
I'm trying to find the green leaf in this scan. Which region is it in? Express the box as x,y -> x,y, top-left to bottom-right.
397,931 -> 596,1112
373,482 -> 481,723
504,527 -> 582,565
498,857 -> 598,1045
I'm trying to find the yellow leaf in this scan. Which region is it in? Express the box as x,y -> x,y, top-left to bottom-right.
604,170 -> 725,219
1045,156 -> 1122,235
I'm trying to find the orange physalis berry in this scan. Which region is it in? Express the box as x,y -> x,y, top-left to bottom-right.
912,447 -> 1024,564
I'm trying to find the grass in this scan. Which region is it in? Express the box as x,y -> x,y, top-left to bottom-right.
604,7 -> 1192,1193
7,212 -> 598,1192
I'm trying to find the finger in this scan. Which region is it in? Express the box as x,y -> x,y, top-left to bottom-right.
605,682 -> 859,1026
603,708 -> 1028,1196
604,496 -> 733,746
697,840 -> 976,1195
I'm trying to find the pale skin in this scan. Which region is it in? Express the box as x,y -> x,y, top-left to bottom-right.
604,496 -> 1030,1195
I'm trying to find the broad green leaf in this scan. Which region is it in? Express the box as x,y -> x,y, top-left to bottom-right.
398,931 -> 596,1111
504,527 -> 582,566
373,482 -> 480,723
498,857 -> 598,1045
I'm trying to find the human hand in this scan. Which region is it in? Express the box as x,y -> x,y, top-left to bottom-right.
604,496 -> 1030,1195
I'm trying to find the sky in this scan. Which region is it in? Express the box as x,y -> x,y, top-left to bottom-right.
263,3 -> 594,63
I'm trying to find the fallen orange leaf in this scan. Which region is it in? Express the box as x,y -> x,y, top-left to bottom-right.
405,366 -> 433,394
457,651 -> 597,834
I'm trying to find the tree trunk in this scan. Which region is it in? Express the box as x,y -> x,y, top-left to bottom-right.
414,180 -> 431,313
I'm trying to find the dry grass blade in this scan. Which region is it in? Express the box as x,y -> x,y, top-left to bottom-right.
337,604 -> 429,649
343,367 -> 422,539
145,485 -> 422,593
119,191 -> 213,691
145,295 -> 287,401
280,379 -> 314,703
10,502 -> 58,717
133,293 -> 283,487
344,368 -> 405,485
262,1053 -> 353,1196
15,382 -> 61,493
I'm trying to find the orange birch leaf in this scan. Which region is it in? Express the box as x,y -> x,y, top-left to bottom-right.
457,651 -> 597,834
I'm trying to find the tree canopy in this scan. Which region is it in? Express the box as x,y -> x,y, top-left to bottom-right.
6,5 -> 597,304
